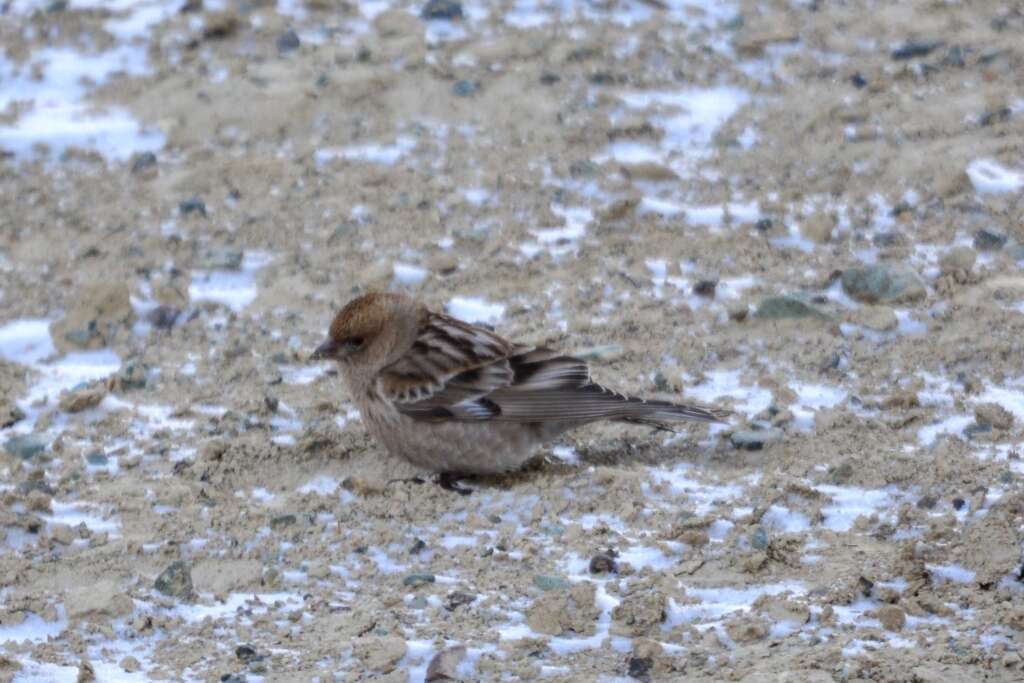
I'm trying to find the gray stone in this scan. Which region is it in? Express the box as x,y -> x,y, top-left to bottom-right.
421,0 -> 462,20
840,264 -> 926,304
755,296 -> 830,320
179,197 -> 206,218
86,452 -> 109,466
750,526 -> 768,550
276,28 -> 300,53
199,248 -> 243,271
403,573 -> 436,587
452,79 -> 479,97
4,434 -> 47,460
533,574 -> 570,591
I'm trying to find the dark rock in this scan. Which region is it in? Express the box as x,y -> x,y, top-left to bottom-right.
154,561 -> 194,600
4,434 -> 47,460
979,107 -> 1011,127
588,551 -> 618,574
179,197 -> 207,218
569,160 -> 596,178
445,591 -> 475,611
916,495 -> 937,510
420,0 -> 462,20
850,73 -> 867,88
130,152 -> 157,176
973,229 -> 1007,251
409,538 -> 426,555
270,514 -> 297,529
588,71 -> 617,85
1,404 -> 25,429
730,428 -> 784,451
755,217 -> 773,231
403,573 -> 436,587
235,644 -> 261,664
872,231 -> 905,248
627,656 -> 653,681
755,296 -> 830,320
540,72 -> 561,85
277,28 -> 300,53
263,394 -> 279,413
693,280 -> 718,298
891,40 -> 943,60
840,264 -> 926,304
203,11 -> 241,40
451,79 -> 479,97
952,497 -> 966,510
147,305 -> 181,330
532,575 -> 570,591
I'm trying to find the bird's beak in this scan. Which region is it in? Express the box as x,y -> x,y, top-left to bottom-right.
310,338 -> 339,361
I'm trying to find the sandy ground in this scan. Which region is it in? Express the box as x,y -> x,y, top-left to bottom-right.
1,0 -> 1024,681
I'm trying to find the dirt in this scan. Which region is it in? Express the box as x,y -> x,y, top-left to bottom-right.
1,0 -> 1023,681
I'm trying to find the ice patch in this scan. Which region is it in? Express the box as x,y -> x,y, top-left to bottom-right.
918,415 -> 973,447
0,605 -> 66,645
0,318 -> 121,432
316,136 -> 417,165
789,382 -> 847,429
0,46 -> 163,160
617,545 -> 678,571
817,485 -> 893,532
761,505 -> 811,533
966,159 -> 1024,195
297,475 -> 342,496
667,582 -> 806,625
927,563 -> 977,584
189,251 -> 272,313
648,463 -> 748,516
43,501 -> 121,537
685,369 -> 773,417
393,262 -> 428,286
598,86 -> 749,178
447,296 -> 505,323
173,591 -> 303,623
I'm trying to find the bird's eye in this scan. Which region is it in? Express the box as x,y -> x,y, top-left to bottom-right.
345,337 -> 364,350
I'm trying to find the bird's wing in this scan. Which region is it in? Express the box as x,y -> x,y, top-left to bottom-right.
377,312 -> 521,419
381,315 -> 728,424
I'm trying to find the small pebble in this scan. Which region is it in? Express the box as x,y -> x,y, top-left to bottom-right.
277,28 -> 300,53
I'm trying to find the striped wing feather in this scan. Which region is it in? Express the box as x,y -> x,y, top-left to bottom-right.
380,314 -> 728,425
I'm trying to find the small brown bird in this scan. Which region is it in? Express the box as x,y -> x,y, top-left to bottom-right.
311,293 -> 729,491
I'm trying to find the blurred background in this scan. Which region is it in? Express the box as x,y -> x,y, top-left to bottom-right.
1,1 -> 1023,681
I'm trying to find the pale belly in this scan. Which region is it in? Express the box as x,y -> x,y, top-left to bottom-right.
359,401 -> 569,474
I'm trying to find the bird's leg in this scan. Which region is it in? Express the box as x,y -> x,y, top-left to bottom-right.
437,472 -> 473,496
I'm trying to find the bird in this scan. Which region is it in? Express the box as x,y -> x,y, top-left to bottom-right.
311,292 -> 730,492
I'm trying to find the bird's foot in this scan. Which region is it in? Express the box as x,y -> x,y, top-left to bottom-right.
437,472 -> 474,496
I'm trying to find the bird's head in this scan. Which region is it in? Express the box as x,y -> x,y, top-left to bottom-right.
311,292 -> 420,373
